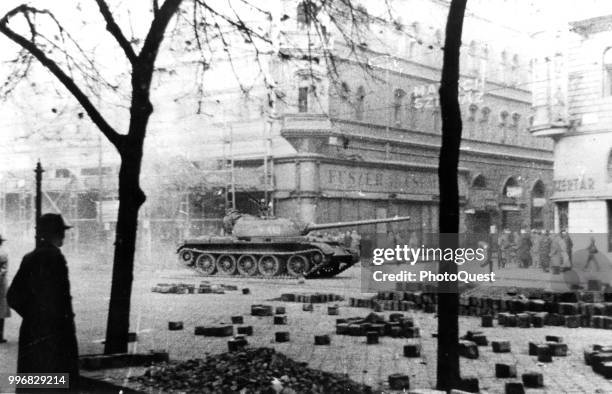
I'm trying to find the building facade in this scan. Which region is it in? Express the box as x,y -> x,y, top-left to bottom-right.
531,14 -> 612,254
0,0 -> 554,258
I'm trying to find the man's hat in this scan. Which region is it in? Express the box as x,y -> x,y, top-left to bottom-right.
39,213 -> 72,234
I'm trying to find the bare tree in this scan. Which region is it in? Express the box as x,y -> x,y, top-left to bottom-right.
437,0 -> 467,391
0,0 -> 378,354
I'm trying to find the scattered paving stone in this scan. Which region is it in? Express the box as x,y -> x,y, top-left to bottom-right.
328,305 -> 339,315
281,292 -> 344,303
227,337 -> 248,352
242,288 -> 250,294
600,362 -> 612,379
522,372 -> 544,388
366,331 -> 379,344
505,381 -> 525,394
168,321 -> 183,331
481,315 -> 493,327
251,304 -> 273,316
547,342 -> 568,356
459,340 -> 479,359
389,313 -> 405,322
314,335 -> 330,345
537,345 -> 552,362
403,343 -> 421,358
231,316 -> 243,324
492,340 -> 511,353
565,314 -> 581,328
274,315 -> 288,325
275,306 -> 286,315
457,376 -> 479,393
275,332 -> 290,342
237,326 -> 253,336
336,323 -> 349,335
495,363 -> 517,378
516,313 -> 530,328
545,335 -> 563,343
402,326 -> 420,338
133,348 -> 371,393
194,325 -> 233,337
591,352 -> 612,375
388,374 -> 410,390
302,303 -> 314,312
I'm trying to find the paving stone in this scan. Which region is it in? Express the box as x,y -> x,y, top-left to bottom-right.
327,306 -> 339,315
242,288 -> 250,295
481,315 -> 493,327
314,335 -> 330,345
591,352 -> 612,375
231,316 -> 244,324
545,335 -> 563,343
537,345 -> 552,362
168,321 -> 183,331
402,326 -> 420,338
558,302 -> 579,315
516,313 -> 530,328
274,315 -> 287,325
599,362 -> 612,379
495,363 -> 517,378
522,372 -> 544,388
491,340 -> 511,353
236,326 -> 253,336
547,342 -> 568,356
302,303 -> 313,312
348,323 -> 364,336
457,376 -> 479,393
565,314 -> 581,328
403,343 -> 421,358
530,312 -> 546,328
275,306 -> 286,315
336,323 -> 349,335
275,332 -> 290,342
251,304 -> 273,316
528,342 -> 542,356
459,340 -> 479,359
504,381 -> 525,394
388,374 -> 410,390
227,337 -> 248,352
366,331 -> 379,344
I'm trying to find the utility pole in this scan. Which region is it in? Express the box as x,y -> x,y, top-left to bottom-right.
34,161 -> 43,247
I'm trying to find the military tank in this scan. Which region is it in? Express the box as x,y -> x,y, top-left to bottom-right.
177,211 -> 410,279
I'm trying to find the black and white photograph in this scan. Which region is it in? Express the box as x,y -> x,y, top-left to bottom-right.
0,0 -> 611,392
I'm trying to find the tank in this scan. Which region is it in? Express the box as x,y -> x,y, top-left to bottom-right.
177,211 -> 411,278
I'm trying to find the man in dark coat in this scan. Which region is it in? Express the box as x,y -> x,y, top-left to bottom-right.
7,213 -> 79,391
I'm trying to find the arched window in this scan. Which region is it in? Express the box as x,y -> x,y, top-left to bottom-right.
393,89 -> 406,125
355,86 -> 365,120
472,174 -> 487,189
604,48 -> 612,96
297,1 -> 318,29
503,177 -> 520,198
607,149 -> 612,183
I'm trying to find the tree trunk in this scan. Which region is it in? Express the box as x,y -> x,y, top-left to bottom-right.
437,0 -> 467,391
104,145 -> 146,354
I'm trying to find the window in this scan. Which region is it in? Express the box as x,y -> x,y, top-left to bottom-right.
393,89 -> 406,125
604,48 -> 612,96
531,180 -> 546,229
340,82 -> 350,101
472,174 -> 487,189
608,200 -> 612,251
55,168 -> 71,178
298,86 -> 308,113
480,106 -> 491,123
355,86 -> 365,120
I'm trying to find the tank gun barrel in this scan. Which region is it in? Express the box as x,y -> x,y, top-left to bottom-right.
304,216 -> 410,234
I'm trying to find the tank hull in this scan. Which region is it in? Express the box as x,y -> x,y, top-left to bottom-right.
177,237 -> 359,278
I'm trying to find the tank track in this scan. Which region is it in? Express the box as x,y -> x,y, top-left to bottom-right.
178,247 -> 331,279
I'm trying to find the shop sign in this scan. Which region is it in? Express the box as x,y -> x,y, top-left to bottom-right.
412,77 -> 484,109
320,164 -> 465,195
553,177 -> 594,193
505,186 -> 523,198
532,197 -> 546,207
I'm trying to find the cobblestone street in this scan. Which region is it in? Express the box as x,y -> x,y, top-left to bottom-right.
2,261 -> 612,393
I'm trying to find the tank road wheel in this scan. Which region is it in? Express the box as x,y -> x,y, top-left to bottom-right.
258,255 -> 281,277
287,255 -> 310,277
195,253 -> 216,276
179,250 -> 194,265
237,254 -> 258,276
309,251 -> 325,267
216,254 -> 237,275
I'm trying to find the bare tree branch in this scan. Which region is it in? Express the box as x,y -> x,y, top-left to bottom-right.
94,0 -> 138,64
0,5 -> 123,149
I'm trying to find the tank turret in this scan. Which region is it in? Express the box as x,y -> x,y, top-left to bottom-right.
177,211 -> 410,279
